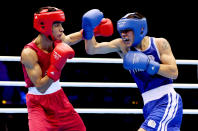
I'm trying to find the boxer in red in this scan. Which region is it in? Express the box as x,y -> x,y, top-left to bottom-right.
21,7 -> 113,131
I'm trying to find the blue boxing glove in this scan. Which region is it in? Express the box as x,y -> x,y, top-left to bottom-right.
123,51 -> 160,75
82,9 -> 104,40
146,58 -> 160,75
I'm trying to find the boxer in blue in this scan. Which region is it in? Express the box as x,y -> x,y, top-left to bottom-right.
82,9 -> 183,131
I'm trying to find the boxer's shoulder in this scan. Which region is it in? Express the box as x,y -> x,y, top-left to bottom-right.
21,48 -> 38,66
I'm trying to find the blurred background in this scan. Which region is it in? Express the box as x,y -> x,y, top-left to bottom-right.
0,1 -> 197,130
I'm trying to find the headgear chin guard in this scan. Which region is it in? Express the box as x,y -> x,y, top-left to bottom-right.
34,7 -> 65,41
117,13 -> 148,47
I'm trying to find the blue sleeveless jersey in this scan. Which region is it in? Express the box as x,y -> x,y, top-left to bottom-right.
130,37 -> 173,94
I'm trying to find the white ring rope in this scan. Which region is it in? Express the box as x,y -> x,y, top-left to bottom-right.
0,56 -> 198,65
0,56 -> 198,115
0,81 -> 198,89
0,108 -> 197,114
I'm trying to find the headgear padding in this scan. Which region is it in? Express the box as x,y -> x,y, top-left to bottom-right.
117,13 -> 148,47
34,7 -> 65,41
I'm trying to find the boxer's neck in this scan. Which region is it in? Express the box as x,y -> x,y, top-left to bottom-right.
34,34 -> 53,52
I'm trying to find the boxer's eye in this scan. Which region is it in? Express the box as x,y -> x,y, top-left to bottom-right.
121,30 -> 131,33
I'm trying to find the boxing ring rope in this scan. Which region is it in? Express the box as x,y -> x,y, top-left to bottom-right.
1,56 -> 198,65
0,81 -> 198,89
0,108 -> 198,114
0,56 -> 198,114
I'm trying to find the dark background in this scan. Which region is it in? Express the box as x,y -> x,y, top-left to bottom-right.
0,1 -> 197,131
0,1 -> 197,60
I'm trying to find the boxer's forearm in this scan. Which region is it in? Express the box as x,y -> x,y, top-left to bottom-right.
61,32 -> 83,46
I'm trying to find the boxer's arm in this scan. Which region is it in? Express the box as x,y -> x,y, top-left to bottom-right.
85,37 -> 122,55
156,38 -> 178,79
21,48 -> 53,93
61,31 -> 83,46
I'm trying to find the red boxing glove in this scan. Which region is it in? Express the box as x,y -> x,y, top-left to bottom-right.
94,18 -> 114,37
47,42 -> 75,81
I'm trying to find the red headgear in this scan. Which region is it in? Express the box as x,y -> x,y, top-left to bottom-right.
33,7 -> 65,40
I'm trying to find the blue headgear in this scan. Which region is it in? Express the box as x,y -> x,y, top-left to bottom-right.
117,13 -> 148,47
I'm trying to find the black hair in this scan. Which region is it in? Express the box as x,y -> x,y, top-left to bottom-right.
36,6 -> 59,14
126,12 -> 145,19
